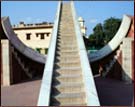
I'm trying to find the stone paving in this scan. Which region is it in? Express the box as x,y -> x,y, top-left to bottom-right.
1,77 -> 133,106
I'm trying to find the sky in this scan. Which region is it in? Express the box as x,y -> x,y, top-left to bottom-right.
1,1 -> 134,37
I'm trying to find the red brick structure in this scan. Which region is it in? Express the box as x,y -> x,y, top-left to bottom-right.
127,16 -> 134,38
127,15 -> 134,81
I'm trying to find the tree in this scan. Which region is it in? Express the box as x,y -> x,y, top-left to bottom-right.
88,23 -> 104,49
93,23 -> 104,47
88,17 -> 121,50
103,17 -> 121,44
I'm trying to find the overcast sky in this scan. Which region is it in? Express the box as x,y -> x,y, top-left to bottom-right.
1,1 -> 134,36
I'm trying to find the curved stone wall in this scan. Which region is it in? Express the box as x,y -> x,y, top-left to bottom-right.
89,15 -> 131,62
1,17 -> 46,64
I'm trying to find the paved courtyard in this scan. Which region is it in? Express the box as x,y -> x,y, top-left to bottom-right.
1,77 -> 133,106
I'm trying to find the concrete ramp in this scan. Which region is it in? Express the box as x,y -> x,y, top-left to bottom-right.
1,17 -> 46,64
38,1 -> 100,106
89,15 -> 131,62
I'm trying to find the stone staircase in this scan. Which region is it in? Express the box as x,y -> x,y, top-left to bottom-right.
102,44 -> 123,77
11,46 -> 34,78
49,3 -> 86,106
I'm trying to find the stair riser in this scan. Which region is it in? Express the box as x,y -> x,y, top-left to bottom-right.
56,52 -> 78,56
55,58 -> 80,62
59,30 -> 74,32
59,23 -> 74,25
57,47 -> 78,51
52,87 -> 84,93
56,55 -> 79,58
55,69 -> 81,74
53,71 -> 82,76
57,42 -> 77,45
55,63 -> 80,67
57,37 -> 76,40
57,35 -> 76,38
56,48 -> 78,52
59,24 -> 74,26
57,44 -> 77,47
57,51 -> 78,54
51,97 -> 85,104
56,56 -> 79,61
57,36 -> 75,39
58,30 -> 75,32
59,103 -> 86,106
55,77 -> 82,83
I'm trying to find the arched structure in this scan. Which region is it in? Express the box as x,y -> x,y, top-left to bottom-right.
1,17 -> 46,64
89,15 -> 131,62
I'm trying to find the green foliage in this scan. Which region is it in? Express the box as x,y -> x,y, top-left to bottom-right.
36,48 -> 41,53
88,17 -> 121,50
103,17 -> 121,44
45,48 -> 48,54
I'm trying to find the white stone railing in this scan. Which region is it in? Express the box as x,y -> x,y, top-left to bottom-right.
71,1 -> 100,106
37,1 -> 62,106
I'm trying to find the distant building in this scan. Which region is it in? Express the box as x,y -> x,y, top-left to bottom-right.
13,21 -> 53,54
78,17 -> 87,36
12,17 -> 87,54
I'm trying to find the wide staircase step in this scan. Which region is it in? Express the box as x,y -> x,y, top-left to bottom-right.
52,82 -> 84,93
51,92 -> 86,105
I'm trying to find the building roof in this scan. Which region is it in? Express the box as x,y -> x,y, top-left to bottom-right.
12,22 -> 53,30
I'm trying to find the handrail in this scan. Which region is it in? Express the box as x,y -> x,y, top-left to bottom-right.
89,15 -> 131,62
37,1 -> 62,106
71,1 -> 100,106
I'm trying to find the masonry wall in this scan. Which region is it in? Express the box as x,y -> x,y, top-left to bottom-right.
14,28 -> 52,48
122,38 -> 134,83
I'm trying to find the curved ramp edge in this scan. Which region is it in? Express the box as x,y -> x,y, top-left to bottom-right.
1,17 -> 46,64
89,15 -> 131,62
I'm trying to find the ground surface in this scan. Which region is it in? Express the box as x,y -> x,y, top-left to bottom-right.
1,80 -> 41,106
95,77 -> 134,106
1,77 -> 134,106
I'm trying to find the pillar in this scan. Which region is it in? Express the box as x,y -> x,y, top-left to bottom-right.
1,40 -> 11,86
122,38 -> 134,83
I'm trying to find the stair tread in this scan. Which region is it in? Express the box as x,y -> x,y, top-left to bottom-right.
55,66 -> 81,70
56,55 -> 79,58
51,101 -> 86,106
54,102 -> 87,106
54,74 -> 82,78
55,61 -> 80,64
55,61 -> 79,63
52,92 -> 85,98
52,82 -> 84,87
